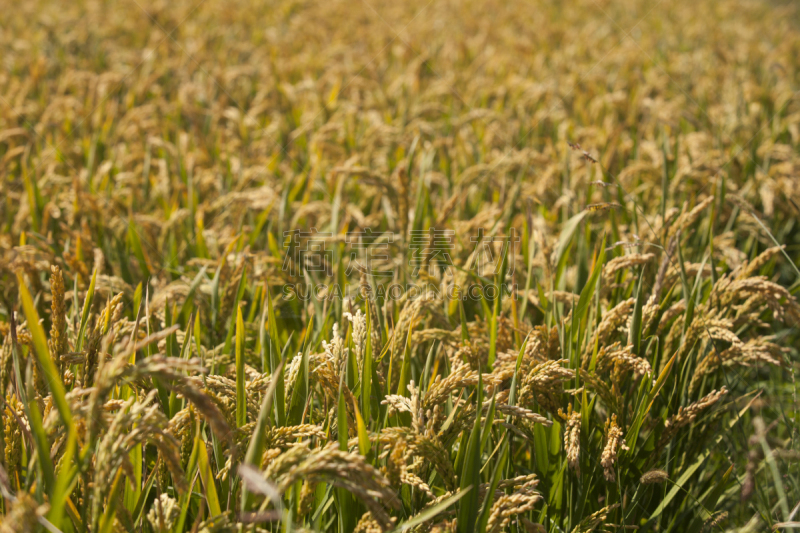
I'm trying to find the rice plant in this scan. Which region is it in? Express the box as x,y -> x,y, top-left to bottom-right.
1,0 -> 799,531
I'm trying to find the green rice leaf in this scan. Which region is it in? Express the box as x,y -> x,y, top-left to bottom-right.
236,305 -> 247,427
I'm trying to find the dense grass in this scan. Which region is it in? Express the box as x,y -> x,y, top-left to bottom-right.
1,0 -> 800,531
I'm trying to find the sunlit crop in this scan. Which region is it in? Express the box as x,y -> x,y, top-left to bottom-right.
1,0 -> 799,531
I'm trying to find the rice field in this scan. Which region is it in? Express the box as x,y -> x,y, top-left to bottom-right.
1,0 -> 800,531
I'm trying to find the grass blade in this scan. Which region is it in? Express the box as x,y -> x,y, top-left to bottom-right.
457,371 -> 483,533
236,305 -> 247,428
287,315 -> 313,426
